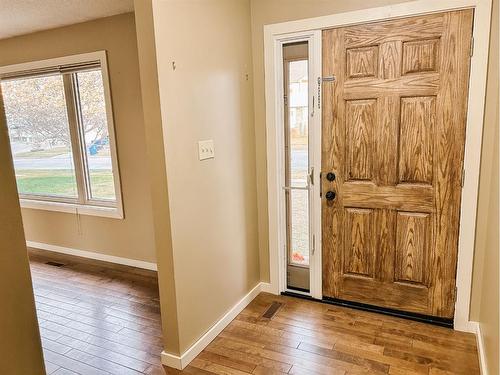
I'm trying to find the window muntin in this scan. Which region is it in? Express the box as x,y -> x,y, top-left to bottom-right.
0,54 -> 120,213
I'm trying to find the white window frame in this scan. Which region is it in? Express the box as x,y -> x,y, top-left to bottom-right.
264,0 -> 492,333
272,31 -> 323,299
0,51 -> 124,219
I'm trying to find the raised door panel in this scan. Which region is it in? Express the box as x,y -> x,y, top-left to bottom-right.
399,96 -> 436,184
395,212 -> 431,285
402,39 -> 440,74
346,46 -> 379,79
345,99 -> 376,181
343,208 -> 374,278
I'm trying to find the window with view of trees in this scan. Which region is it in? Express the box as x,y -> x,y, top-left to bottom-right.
0,53 -> 121,215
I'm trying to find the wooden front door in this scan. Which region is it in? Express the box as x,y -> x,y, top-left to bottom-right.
321,10 -> 473,318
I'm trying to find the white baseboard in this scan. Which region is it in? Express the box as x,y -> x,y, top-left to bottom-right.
161,282 -> 270,370
259,282 -> 274,294
470,321 -> 488,375
455,320 -> 478,333
27,241 -> 158,271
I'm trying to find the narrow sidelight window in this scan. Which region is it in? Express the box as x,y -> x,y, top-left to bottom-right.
283,41 -> 311,292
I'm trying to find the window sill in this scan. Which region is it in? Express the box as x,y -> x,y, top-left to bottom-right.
20,198 -> 124,219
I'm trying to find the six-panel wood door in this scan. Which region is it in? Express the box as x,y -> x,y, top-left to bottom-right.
321,10 -> 473,318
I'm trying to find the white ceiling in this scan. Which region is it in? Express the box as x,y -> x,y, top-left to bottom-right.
0,0 -> 134,40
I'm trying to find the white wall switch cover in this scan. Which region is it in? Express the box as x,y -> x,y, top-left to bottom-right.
198,140 -> 215,160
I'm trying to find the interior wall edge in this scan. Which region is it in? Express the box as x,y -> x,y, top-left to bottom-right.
0,86 -> 45,375
133,0 -> 182,356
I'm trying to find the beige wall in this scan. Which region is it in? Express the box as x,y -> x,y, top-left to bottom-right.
133,0 -> 181,354
152,0 -> 260,353
250,0 -> 413,280
0,13 -> 157,263
470,0 -> 499,373
0,92 -> 45,374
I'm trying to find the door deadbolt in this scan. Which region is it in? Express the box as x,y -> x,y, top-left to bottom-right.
326,172 -> 336,182
325,191 -> 336,201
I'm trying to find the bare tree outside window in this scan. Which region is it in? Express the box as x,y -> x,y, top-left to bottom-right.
2,75 -> 78,198
3,75 -> 72,149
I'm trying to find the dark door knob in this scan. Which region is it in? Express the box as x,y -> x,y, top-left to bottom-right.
326,172 -> 336,181
325,191 -> 336,201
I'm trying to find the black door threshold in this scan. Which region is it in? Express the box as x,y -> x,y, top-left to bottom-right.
322,297 -> 454,328
281,291 -> 453,328
281,291 -> 315,300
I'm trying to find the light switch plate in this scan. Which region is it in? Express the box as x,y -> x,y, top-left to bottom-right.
198,140 -> 215,160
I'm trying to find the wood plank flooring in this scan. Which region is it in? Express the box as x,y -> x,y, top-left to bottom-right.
30,249 -> 480,375
29,248 -> 165,375
175,294 -> 480,375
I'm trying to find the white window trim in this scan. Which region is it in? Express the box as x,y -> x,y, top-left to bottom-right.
0,51 -> 124,219
264,0 -> 492,333
20,199 -> 123,219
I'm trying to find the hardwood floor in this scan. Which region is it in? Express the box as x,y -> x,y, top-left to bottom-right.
30,249 -> 480,375
29,248 -> 165,375
173,294 -> 480,375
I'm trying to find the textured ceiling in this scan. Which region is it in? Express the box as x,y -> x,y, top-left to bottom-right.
0,0 -> 134,39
